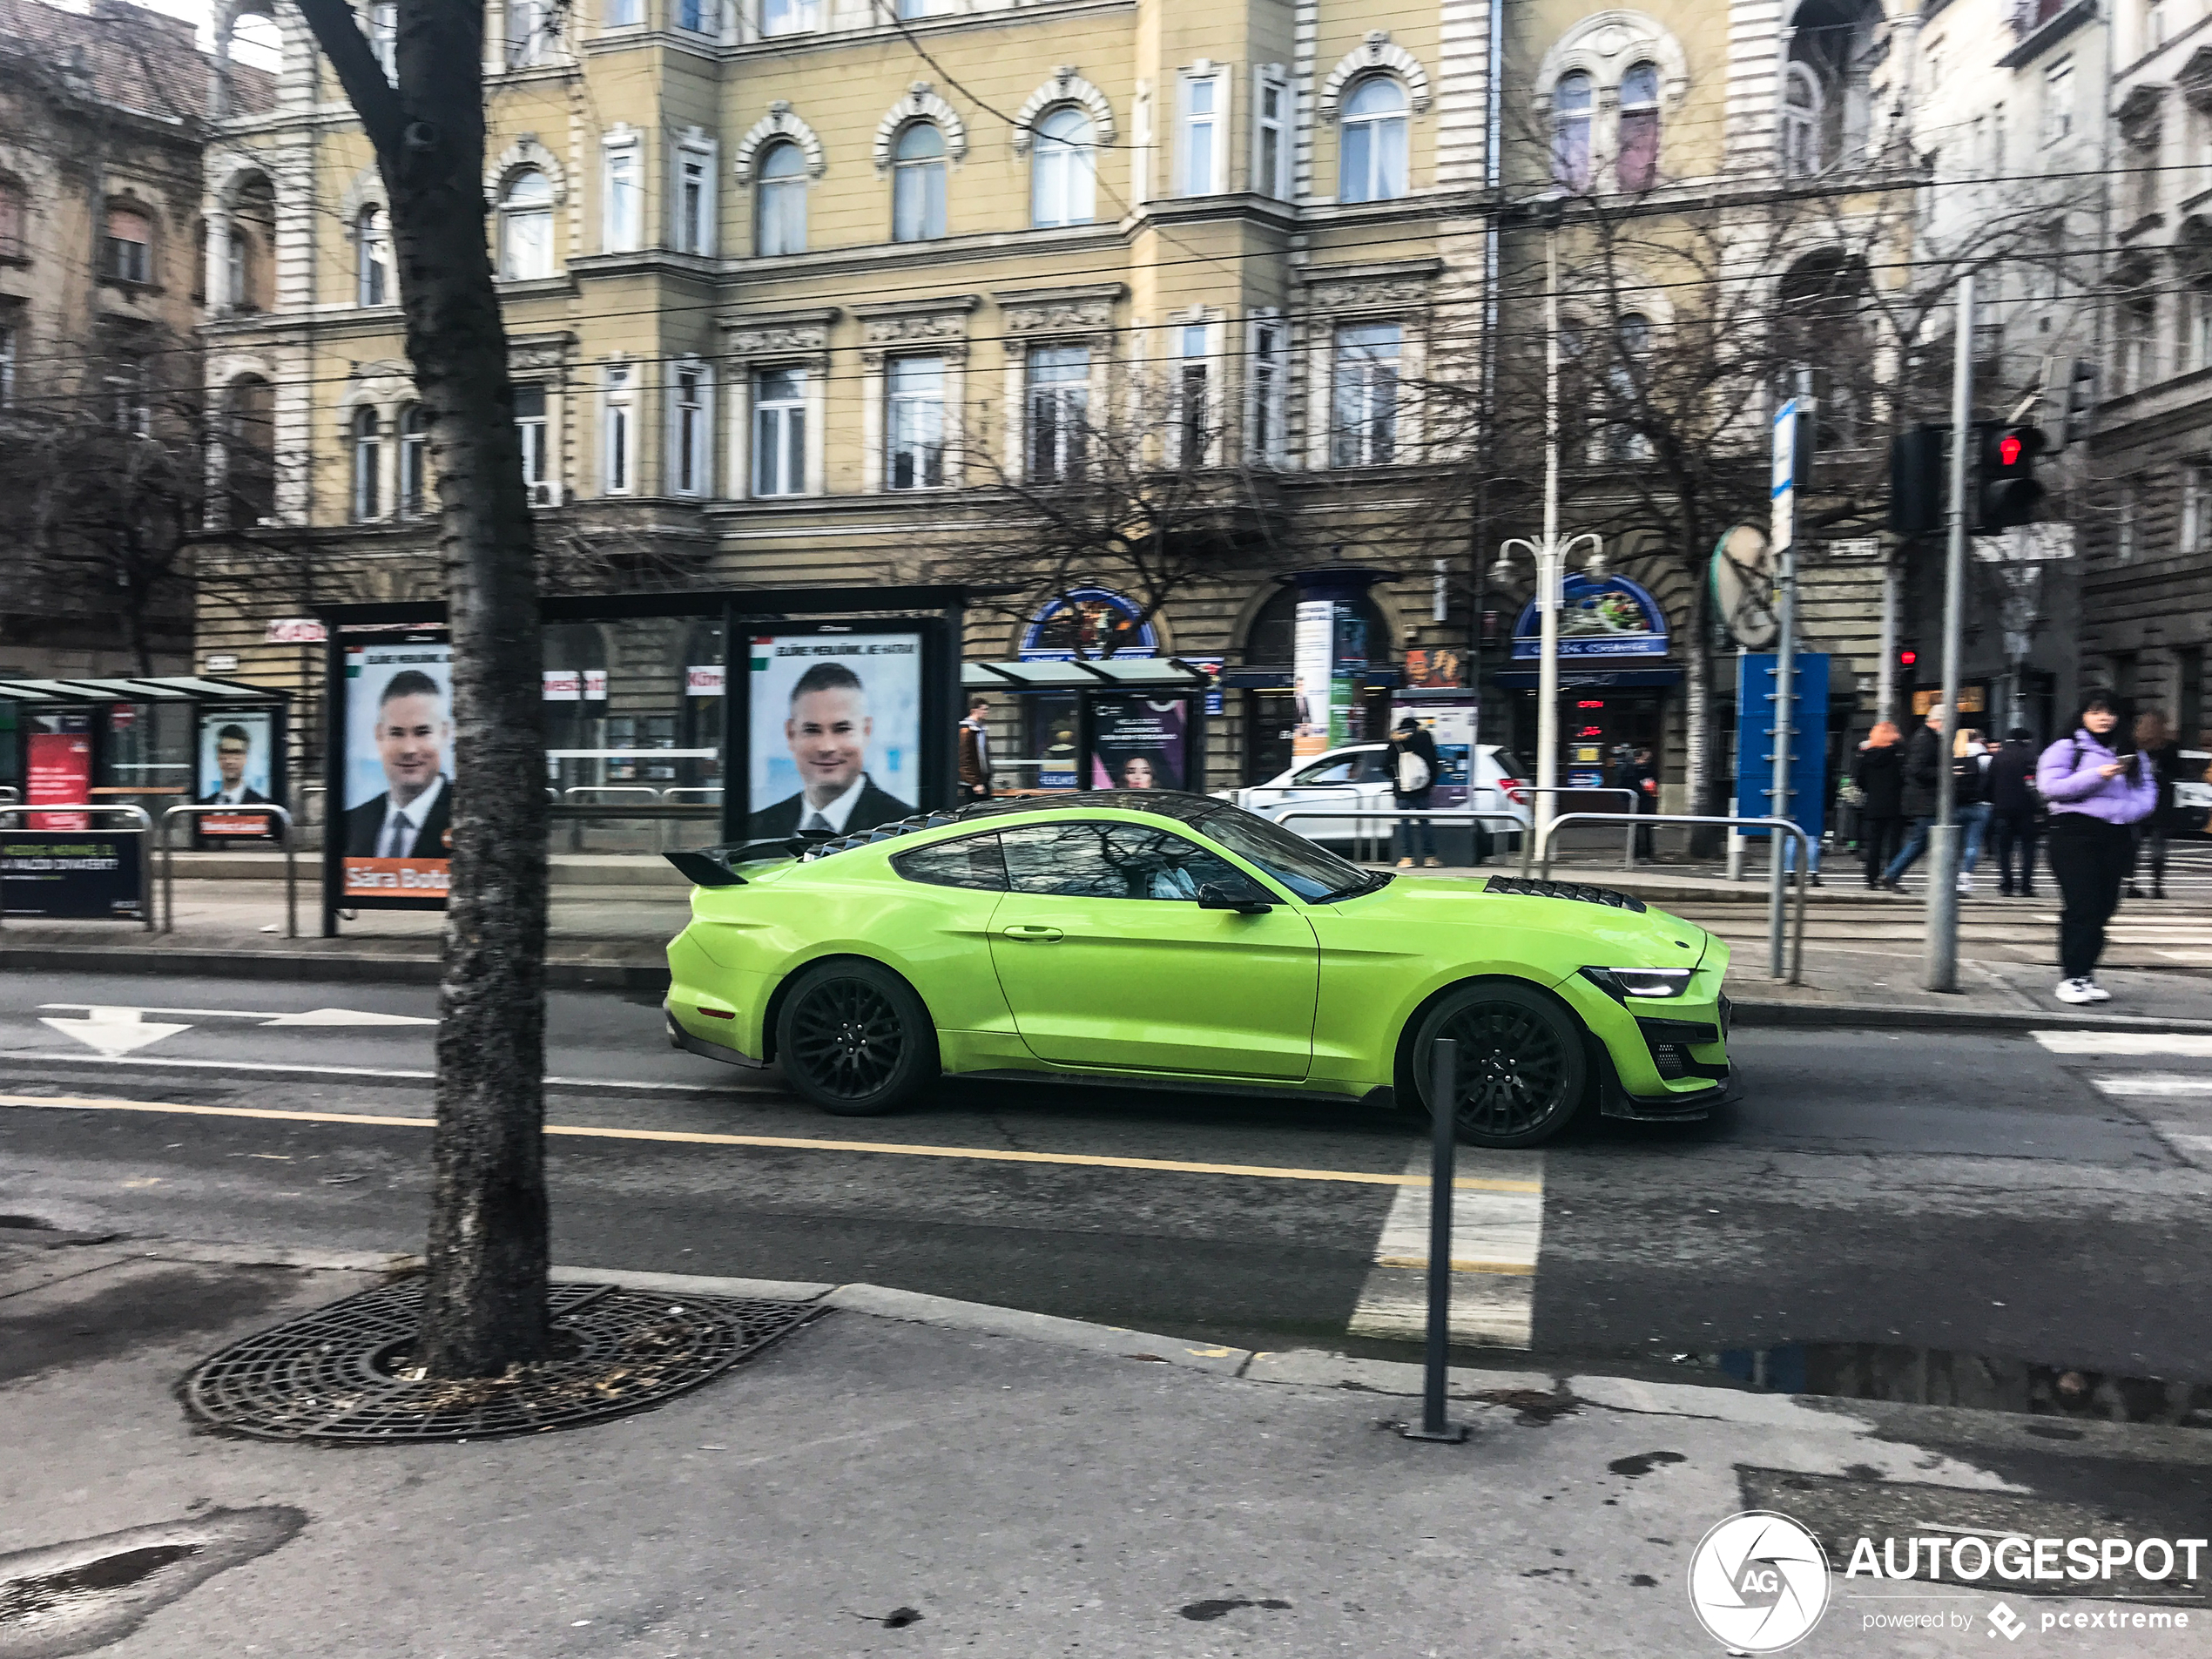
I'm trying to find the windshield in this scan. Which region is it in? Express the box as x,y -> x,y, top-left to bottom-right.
1193,802 -> 1385,902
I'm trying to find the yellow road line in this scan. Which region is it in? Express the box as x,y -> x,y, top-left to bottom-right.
0,1093 -> 1542,1192
1372,1255 -> 1538,1277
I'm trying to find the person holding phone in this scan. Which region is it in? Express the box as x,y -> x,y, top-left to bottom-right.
2036,693 -> 2158,1006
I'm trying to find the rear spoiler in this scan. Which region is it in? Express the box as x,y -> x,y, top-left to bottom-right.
662,839 -> 808,888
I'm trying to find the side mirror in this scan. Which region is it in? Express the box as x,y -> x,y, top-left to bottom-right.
1199,881 -> 1272,915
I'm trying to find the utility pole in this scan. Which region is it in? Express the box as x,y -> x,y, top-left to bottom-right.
1924,272 -> 1972,993
1535,220 -> 1562,852
1768,396 -> 1799,975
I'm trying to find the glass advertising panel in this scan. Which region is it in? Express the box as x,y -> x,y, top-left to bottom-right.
1089,694 -> 1191,792
194,708 -> 280,843
339,632 -> 453,903
748,631 -> 922,837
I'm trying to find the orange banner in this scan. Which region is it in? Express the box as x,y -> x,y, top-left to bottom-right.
341,856 -> 450,895
201,814 -> 277,839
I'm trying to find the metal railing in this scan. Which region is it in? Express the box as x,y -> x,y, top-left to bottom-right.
1537,812 -> 1810,983
0,786 -> 17,805
160,803 -> 296,939
0,804 -> 155,933
1505,785 -> 1643,867
1269,807 -> 1534,867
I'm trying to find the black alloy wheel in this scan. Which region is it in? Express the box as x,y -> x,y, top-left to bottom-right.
1411,981 -> 1589,1149
775,960 -> 939,1116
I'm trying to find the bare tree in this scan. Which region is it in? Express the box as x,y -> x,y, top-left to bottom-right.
290,0 -> 550,1377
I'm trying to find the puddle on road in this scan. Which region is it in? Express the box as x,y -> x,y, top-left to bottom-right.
1670,1341 -> 2211,1428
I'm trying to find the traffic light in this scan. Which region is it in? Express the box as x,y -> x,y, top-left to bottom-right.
1889,426 -> 1945,536
2063,358 -> 2096,447
1976,422 -> 2046,531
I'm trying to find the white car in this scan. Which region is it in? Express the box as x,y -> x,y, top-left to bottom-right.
2176,749 -> 2210,836
1232,742 -> 1534,848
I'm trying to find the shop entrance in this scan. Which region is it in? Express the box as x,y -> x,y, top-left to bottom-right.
1513,688 -> 1666,789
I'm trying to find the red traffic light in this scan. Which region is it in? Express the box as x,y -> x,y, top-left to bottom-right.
1998,434 -> 2023,468
1899,650 -> 1918,666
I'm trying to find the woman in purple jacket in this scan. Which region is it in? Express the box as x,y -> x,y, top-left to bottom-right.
2037,693 -> 2160,1005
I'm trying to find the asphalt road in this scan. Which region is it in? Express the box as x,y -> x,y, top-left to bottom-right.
0,970 -> 2206,1406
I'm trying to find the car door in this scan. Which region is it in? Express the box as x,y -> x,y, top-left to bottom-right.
987,819 -> 1318,1079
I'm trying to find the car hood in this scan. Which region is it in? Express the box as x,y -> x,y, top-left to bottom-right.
1330,873 -> 1714,970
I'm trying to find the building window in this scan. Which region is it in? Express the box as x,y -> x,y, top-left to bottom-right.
1176,324 -> 1209,466
2043,57 -> 2074,146
1551,72 -> 1593,190
1783,64 -> 1822,177
671,364 -> 710,496
1606,314 -> 1653,461
604,0 -> 642,25
1032,107 -> 1096,228
0,178 -> 23,260
2148,0 -> 2168,53
226,226 -> 253,311
604,143 -> 642,252
1250,315 -> 1284,463
351,407 -> 383,521
887,355 -> 946,489
515,383 -> 550,495
678,0 -> 719,30
2192,282 -> 2212,370
2121,288 -> 2158,393
2116,478 -> 2140,562
498,170 -> 554,279
892,123 -> 947,243
505,0 -> 552,65
369,0 -> 396,76
759,0 -> 812,34
399,403 -> 430,517
604,366 -> 635,494
896,0 -> 946,14
1339,78 -> 1408,202
105,206 -> 152,284
677,147 -> 715,254
356,206 -> 390,306
1026,344 -> 1089,481
754,139 -> 806,255
1617,61 -> 1661,191
752,367 -> 806,496
1181,71 -> 1224,195
0,326 -> 13,407
2182,462 -> 2209,554
1331,321 -> 1401,467
1255,69 -> 1290,200
107,362 -> 150,435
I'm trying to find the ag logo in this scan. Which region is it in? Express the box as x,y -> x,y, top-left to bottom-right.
1688,1511 -> 1831,1652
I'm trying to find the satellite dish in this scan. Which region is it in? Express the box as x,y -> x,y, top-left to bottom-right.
1710,524 -> 1779,650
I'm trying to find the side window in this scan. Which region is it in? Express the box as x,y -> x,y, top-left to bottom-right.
1355,749 -> 1394,783
1292,758 -> 1359,786
892,833 -> 1008,892
1000,820 -> 1247,900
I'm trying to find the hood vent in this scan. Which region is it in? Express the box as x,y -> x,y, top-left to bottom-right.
1480,877 -> 1648,914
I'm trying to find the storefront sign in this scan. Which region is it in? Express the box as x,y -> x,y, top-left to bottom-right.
541,669 -> 608,702
2,831 -> 144,919
1021,588 -> 1157,661
685,664 -> 725,696
1511,574 -> 1669,660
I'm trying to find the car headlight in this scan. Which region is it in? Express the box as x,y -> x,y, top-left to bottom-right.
1580,966 -> 1693,1001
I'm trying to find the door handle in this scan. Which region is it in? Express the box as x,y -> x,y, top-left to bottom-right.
1001,923 -> 1064,942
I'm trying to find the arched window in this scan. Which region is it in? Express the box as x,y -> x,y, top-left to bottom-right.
105,204 -> 153,283
892,122 -> 947,243
1783,64 -> 1823,178
498,169 -> 554,280
0,176 -> 26,260
351,406 -> 382,522
355,206 -> 390,306
1031,107 -> 1096,228
1617,62 -> 1661,191
754,139 -> 806,256
1551,72 -> 1592,190
398,403 -> 430,516
1339,78 -> 1408,203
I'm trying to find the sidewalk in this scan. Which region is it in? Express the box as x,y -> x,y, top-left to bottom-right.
4,1233 -> 2205,1658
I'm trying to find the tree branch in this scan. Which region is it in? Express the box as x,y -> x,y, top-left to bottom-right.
292,0 -> 407,158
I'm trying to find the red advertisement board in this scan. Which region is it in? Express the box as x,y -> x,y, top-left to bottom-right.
27,730 -> 91,830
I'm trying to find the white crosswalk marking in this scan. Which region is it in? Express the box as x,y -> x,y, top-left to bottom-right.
2033,1032 -> 2212,1058
2078,1062 -> 2212,1170
1346,1149 -> 1544,1348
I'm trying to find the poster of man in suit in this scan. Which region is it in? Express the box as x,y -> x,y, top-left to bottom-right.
194,711 -> 280,845
341,643 -> 454,899
750,633 -> 920,838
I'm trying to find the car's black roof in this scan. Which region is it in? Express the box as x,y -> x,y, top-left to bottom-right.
954,789 -> 1217,826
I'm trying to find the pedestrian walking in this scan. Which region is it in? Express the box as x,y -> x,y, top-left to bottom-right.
1953,727 -> 1993,894
1985,726 -> 2042,897
2038,693 -> 2159,1005
2127,709 -> 2185,900
957,697 -> 994,802
1851,721 -> 1906,889
1614,745 -> 1660,861
1389,717 -> 1441,869
1879,705 -> 1947,890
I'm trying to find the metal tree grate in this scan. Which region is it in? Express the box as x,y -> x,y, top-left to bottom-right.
183,1281 -> 821,1443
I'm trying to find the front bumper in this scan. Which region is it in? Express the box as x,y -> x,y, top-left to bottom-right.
1589,1029 -> 1739,1121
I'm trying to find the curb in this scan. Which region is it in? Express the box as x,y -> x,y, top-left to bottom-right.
0,946 -> 670,993
1727,998 -> 2212,1035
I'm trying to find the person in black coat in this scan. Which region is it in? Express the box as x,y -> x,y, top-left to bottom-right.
1878,706 -> 1947,889
1614,746 -> 1660,861
2128,709 -> 2186,900
1986,727 -> 2042,897
1388,718 -> 1441,868
1851,721 -> 1905,888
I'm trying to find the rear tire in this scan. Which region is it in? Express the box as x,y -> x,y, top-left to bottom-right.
1408,981 -> 1588,1149
774,960 -> 939,1116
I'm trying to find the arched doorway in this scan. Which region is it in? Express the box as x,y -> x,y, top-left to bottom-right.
1238,583 -> 1392,784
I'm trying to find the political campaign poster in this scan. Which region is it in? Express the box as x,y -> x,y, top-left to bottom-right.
2,830 -> 144,919
1089,695 -> 1189,792
26,713 -> 91,831
194,709 -> 280,844
748,631 -> 922,838
340,637 -> 454,904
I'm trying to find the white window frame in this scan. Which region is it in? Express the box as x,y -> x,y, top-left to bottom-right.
1178,65 -> 1227,197
891,123 -> 948,244
514,382 -> 551,499
754,138 -> 808,255
603,364 -> 636,495
1781,64 -> 1821,178
668,361 -> 712,497
1247,312 -> 1285,465
752,365 -> 808,497
350,406 -> 383,522
2043,57 -> 2075,147
674,0 -> 720,33
675,139 -> 717,255
1030,106 -> 1097,229
1330,321 -> 1402,469
758,0 -> 813,36
1025,343 -> 1091,482
2117,476 -> 2140,562
886,354 -> 948,491
505,0 -> 552,67
1254,65 -> 1291,200
1173,321 -> 1212,467
603,133 -> 643,253
0,324 -> 14,408
105,208 -> 152,285
356,206 -> 390,307
602,0 -> 643,27
398,404 -> 430,517
498,172 -> 555,280
2182,462 -> 2209,554
896,0 -> 947,14
1338,75 -> 1410,203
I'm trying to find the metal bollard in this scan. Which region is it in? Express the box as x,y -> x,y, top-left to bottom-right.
1399,1036 -> 1471,1444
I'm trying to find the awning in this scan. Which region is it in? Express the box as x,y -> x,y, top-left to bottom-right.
0,676 -> 289,704
1495,666 -> 1683,690
963,658 -> 1211,691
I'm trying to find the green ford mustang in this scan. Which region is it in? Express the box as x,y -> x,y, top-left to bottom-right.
663,791 -> 1734,1148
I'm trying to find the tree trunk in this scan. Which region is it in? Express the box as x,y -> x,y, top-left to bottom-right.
295,0 -> 550,1376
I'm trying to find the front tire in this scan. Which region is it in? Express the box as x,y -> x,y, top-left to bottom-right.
1409,981 -> 1589,1149
774,960 -> 939,1116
